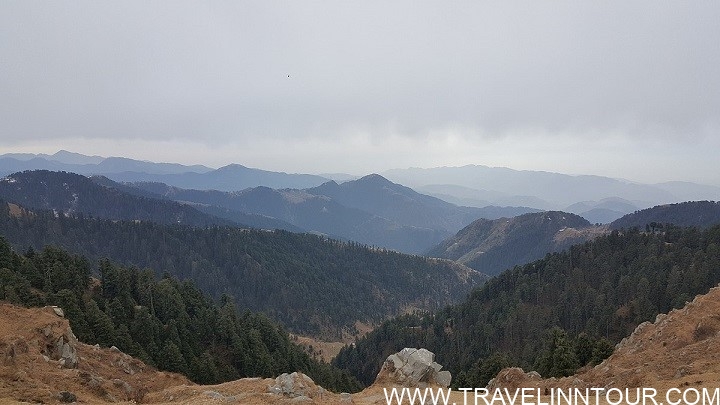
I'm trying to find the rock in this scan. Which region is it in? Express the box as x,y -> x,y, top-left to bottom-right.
111,379 -> 135,399
375,348 -> 452,388
51,306 -> 65,318
435,370 -> 452,387
58,391 -> 76,403
202,390 -> 237,402
486,367 -> 542,391
268,372 -> 323,399
203,390 -> 224,399
54,333 -> 78,369
3,340 -> 27,365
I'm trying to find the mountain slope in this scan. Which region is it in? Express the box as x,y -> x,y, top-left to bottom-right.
334,225 -> 720,386
427,211 -> 603,275
0,200 -> 486,338
0,303 -> 191,403
0,170 -> 232,228
307,174 -> 536,235
610,201 -> 720,230
488,284 -> 720,395
89,176 -> 303,232
128,181 -> 445,254
0,242 -> 362,397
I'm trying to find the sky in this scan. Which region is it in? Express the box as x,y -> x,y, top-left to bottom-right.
1,1 -> 719,185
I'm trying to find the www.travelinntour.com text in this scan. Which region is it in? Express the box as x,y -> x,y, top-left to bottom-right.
383,386 -> 720,405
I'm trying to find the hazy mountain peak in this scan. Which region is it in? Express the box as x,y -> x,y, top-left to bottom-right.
216,163 -> 250,171
52,150 -> 105,165
357,173 -> 393,185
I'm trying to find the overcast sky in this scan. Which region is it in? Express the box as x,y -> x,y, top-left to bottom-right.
1,1 -> 719,184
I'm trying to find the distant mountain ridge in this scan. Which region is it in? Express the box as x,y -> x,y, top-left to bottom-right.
130,174 -> 539,254
384,165 -> 720,214
129,180 -> 445,253
0,170 -> 300,231
0,169 -> 536,254
107,164 -> 330,191
306,174 -> 535,235
6,152 -> 720,221
0,151 -> 213,176
610,201 -> 720,230
0,170 -> 230,228
0,152 -> 328,191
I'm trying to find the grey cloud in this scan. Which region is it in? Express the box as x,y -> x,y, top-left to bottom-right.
1,1 -> 719,158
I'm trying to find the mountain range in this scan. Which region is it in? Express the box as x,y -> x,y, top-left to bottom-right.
4,152 -> 720,225
129,174 -> 536,253
383,165 -> 720,221
0,151 -> 327,191
3,168 -> 720,280
0,170 -> 299,231
0,169 -> 534,254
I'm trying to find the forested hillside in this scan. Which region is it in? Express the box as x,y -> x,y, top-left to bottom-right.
0,170 -> 231,228
335,225 -> 720,387
128,181 -> 445,254
0,201 -> 484,338
0,238 -> 362,392
427,211 -> 602,275
610,200 -> 720,230
89,175 -> 301,231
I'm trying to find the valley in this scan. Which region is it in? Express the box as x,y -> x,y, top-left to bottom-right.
1,153 -> 720,404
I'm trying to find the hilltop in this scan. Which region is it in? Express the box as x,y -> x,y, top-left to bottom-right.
427,211 -> 604,275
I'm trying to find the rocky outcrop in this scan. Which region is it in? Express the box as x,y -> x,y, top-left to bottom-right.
268,372 -> 329,401
486,367 -> 542,391
374,348 -> 452,388
37,307 -> 80,369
